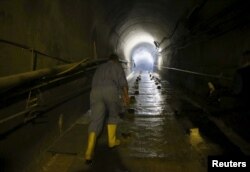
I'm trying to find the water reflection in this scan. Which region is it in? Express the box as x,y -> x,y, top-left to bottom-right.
133,72 -> 164,116
119,71 -> 222,171
125,71 -> 171,158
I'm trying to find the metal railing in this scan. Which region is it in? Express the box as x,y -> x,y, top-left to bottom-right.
0,38 -> 72,71
0,38 -> 110,136
0,38 -> 108,93
155,64 -> 232,80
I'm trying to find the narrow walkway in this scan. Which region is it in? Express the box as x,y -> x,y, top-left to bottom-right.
41,71 -> 224,172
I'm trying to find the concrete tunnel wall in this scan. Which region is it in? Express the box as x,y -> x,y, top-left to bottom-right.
0,0 -> 250,171
0,0 -> 119,171
0,0 -> 115,77
162,25 -> 250,98
157,1 -> 250,98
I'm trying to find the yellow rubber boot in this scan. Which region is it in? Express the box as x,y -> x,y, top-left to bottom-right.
85,132 -> 96,163
107,124 -> 120,148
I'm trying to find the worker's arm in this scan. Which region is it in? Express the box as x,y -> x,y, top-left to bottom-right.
115,62 -> 130,106
122,86 -> 130,107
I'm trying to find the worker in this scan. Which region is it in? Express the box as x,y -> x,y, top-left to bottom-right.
206,50 -> 250,110
84,53 -> 130,164
231,50 -> 250,108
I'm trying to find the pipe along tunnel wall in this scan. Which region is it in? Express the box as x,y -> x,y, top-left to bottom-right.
1,0 -> 250,171
0,67 -> 93,171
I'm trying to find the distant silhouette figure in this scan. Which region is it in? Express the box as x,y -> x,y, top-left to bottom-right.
231,50 -> 250,108
206,50 -> 250,110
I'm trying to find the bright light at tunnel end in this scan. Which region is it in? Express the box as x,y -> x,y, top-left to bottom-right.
123,32 -> 155,61
133,49 -> 154,64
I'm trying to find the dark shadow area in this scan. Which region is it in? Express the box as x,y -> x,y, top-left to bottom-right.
204,89 -> 250,142
85,145 -> 128,172
174,100 -> 245,156
0,157 -> 7,172
219,109 -> 250,143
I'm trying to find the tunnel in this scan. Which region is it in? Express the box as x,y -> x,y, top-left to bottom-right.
0,0 -> 250,171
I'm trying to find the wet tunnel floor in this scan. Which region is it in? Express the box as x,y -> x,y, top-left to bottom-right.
41,71 -> 243,172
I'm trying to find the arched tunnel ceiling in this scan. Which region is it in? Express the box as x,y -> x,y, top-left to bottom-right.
94,0 -> 242,63
97,0 -> 193,61
97,0 -> 190,62
1,1 -> 250,171
103,0 -> 191,61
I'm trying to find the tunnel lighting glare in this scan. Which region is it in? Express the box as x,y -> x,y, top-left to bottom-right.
153,72 -> 160,78
126,71 -> 135,81
155,93 -> 162,102
133,49 -> 154,64
123,32 -> 154,61
158,48 -> 162,53
158,55 -> 163,70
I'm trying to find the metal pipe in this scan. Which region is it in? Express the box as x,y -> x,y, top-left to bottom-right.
0,63 -> 83,93
0,39 -> 71,63
0,86 -> 91,136
0,110 -> 29,125
0,59 -> 109,131
0,59 -> 108,94
155,65 -> 232,80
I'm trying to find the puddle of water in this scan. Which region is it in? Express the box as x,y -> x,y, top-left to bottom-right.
121,71 -> 223,163
124,72 -> 180,158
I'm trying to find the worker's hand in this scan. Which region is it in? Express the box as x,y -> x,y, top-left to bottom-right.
123,95 -> 130,107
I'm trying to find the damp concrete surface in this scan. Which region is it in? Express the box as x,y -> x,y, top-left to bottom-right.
40,71 -> 243,172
